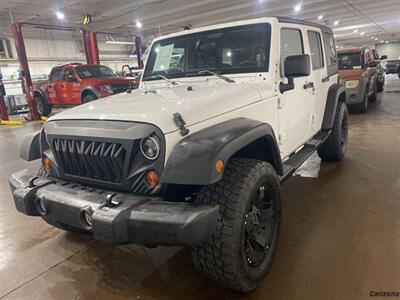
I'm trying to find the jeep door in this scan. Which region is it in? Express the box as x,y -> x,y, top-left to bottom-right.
278,25 -> 314,158
305,27 -> 330,134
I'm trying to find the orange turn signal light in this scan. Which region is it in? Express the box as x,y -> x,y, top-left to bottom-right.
146,170 -> 160,187
43,156 -> 52,172
215,160 -> 225,174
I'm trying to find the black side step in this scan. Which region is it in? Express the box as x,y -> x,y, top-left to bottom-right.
279,130 -> 330,183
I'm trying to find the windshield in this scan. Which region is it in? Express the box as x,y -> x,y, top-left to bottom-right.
338,52 -> 362,70
76,65 -> 118,78
143,24 -> 271,81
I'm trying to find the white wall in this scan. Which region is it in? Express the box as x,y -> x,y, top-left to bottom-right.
0,29 -> 139,81
376,42 -> 400,60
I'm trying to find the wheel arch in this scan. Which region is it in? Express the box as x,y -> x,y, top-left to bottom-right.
33,89 -> 48,103
321,83 -> 346,131
161,118 -> 283,185
80,87 -> 100,102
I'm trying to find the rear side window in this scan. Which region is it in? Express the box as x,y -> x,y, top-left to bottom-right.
323,32 -> 336,66
50,68 -> 63,82
307,31 -> 324,69
281,28 -> 304,61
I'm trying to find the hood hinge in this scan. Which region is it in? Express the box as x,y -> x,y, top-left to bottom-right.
173,112 -> 190,136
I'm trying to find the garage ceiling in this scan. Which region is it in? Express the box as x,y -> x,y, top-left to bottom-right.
0,0 -> 399,46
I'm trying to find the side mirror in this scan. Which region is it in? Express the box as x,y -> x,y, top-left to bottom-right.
280,54 -> 310,93
367,61 -> 378,68
380,55 -> 388,60
65,75 -> 77,83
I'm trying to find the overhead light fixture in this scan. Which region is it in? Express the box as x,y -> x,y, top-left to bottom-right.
374,38 -> 378,41
385,41 -> 389,44
333,20 -> 340,26
56,11 -> 65,20
380,40 -> 384,43
353,29 -> 358,33
360,32 -> 365,36
136,21 -> 142,28
318,15 -> 323,20
294,4 -> 302,12
105,35 -> 135,45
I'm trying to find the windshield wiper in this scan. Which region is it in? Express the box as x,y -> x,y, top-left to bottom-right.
198,70 -> 235,83
143,74 -> 179,86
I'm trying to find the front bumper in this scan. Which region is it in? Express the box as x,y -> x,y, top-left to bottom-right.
9,169 -> 219,247
345,86 -> 363,105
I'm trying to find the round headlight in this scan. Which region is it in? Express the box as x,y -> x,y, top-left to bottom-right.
140,135 -> 160,160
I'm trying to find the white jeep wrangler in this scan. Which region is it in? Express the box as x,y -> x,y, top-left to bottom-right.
10,17 -> 347,292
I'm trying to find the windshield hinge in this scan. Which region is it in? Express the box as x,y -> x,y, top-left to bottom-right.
173,113 -> 190,137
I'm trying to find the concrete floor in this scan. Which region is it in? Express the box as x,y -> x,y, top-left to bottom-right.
0,77 -> 399,300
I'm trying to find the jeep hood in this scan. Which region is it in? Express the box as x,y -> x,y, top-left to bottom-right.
49,82 -> 273,133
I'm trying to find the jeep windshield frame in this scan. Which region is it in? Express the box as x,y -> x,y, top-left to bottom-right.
142,23 -> 271,81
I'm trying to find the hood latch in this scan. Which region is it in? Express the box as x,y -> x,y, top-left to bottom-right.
173,113 -> 189,136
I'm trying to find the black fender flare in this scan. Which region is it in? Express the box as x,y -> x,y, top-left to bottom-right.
321,83 -> 346,130
161,118 -> 283,185
19,131 -> 41,161
80,87 -> 100,101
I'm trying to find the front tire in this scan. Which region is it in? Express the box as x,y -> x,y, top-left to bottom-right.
191,158 -> 281,292
369,82 -> 378,102
35,95 -> 51,117
357,87 -> 369,113
82,93 -> 97,104
318,102 -> 349,162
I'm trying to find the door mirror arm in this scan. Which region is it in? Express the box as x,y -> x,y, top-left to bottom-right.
279,77 -> 294,93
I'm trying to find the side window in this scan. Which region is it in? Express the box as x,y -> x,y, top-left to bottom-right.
63,68 -> 75,79
307,31 -> 324,69
323,32 -> 337,66
50,68 -> 63,82
281,28 -> 304,61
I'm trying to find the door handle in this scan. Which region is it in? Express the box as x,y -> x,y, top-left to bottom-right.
322,76 -> 330,82
303,82 -> 314,89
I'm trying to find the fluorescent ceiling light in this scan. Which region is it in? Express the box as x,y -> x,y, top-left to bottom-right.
333,20 -> 339,26
353,29 -> 358,33
385,41 -> 389,44
318,15 -> 323,20
294,4 -> 302,12
136,21 -> 142,28
360,32 -> 365,36
56,11 -> 65,20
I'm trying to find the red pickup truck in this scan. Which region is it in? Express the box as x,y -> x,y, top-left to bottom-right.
33,63 -> 137,116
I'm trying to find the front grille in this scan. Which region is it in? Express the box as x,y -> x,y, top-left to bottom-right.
53,138 -> 126,183
111,83 -> 131,93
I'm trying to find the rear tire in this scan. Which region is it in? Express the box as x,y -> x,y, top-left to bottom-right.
82,93 -> 97,104
318,102 -> 348,162
377,77 -> 385,92
191,158 -> 281,292
35,95 -> 51,117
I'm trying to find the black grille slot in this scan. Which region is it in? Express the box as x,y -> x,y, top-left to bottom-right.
53,138 -> 126,183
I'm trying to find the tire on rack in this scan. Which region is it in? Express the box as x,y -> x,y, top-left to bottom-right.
317,101 -> 349,162
35,95 -> 52,117
191,158 -> 281,292
82,92 -> 98,104
356,87 -> 369,113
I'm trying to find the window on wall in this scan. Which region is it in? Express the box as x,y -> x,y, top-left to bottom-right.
281,28 -> 304,61
0,39 -> 13,59
307,31 -> 324,69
